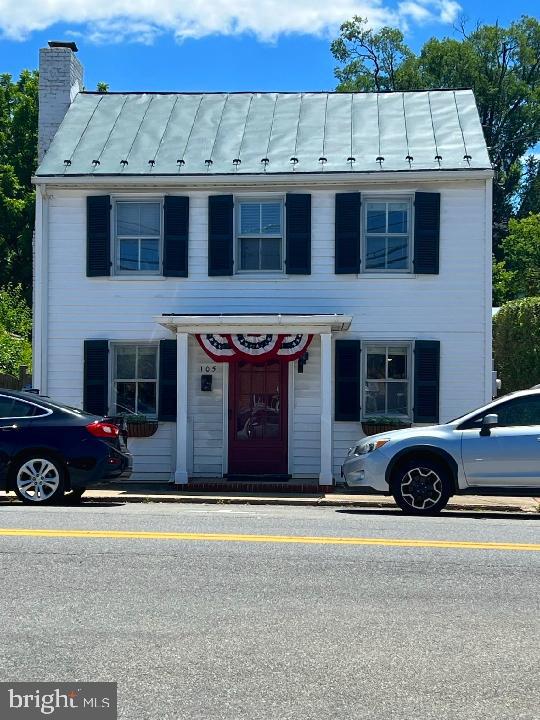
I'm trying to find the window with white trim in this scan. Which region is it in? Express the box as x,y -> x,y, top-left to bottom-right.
114,201 -> 161,274
363,343 -> 411,418
112,344 -> 158,416
236,199 -> 284,272
363,198 -> 411,272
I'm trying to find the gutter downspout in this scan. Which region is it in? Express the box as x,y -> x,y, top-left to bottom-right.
33,185 -> 48,394
485,177 -> 493,403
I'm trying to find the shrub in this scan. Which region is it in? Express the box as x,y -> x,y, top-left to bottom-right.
0,328 -> 31,377
493,297 -> 540,393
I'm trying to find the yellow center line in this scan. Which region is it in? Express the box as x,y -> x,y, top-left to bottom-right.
0,528 -> 538,551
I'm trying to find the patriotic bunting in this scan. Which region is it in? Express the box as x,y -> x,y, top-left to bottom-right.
196,333 -> 313,363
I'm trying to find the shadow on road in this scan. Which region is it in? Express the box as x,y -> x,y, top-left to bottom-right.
336,508 -> 539,521
0,499 -> 126,509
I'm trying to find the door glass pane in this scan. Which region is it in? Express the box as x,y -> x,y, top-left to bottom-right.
116,203 -> 139,236
240,238 -> 259,270
367,349 -> 386,379
364,382 -> 386,414
11,400 -> 41,417
118,238 -> 138,271
387,383 -> 408,415
0,396 -> 16,418
260,238 -> 281,270
236,362 -> 281,441
366,203 -> 386,233
261,203 -> 281,234
496,397 -> 540,426
388,203 -> 408,233
387,236 -> 408,269
388,348 -> 407,379
140,239 -> 159,272
116,347 -> 137,379
138,347 -> 157,379
138,383 -> 157,415
116,382 -> 136,414
365,236 -> 386,269
139,203 -> 160,236
240,203 -> 260,235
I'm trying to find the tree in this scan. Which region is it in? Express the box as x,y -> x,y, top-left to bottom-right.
331,16 -> 540,247
493,297 -> 540,392
499,213 -> 540,297
0,70 -> 38,301
0,284 -> 32,375
518,155 -> 540,217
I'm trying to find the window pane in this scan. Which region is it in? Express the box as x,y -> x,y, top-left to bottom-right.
496,397 -> 540,426
261,203 -> 281,234
366,203 -> 386,233
387,383 -> 409,415
240,238 -> 260,270
138,383 -> 157,415
116,203 -> 140,236
388,348 -> 408,379
0,396 -> 16,418
388,203 -> 408,233
140,239 -> 160,272
260,238 -> 281,270
387,237 -> 408,269
240,203 -> 260,235
365,382 -> 386,414
116,346 -> 137,379
139,203 -> 160,236
138,347 -> 157,379
118,238 -> 138,271
116,382 -> 136,414
367,349 -> 386,379
366,236 -> 386,269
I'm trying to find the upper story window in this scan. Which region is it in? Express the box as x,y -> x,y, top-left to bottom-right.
363,343 -> 411,418
115,201 -> 161,274
236,199 -> 284,272
112,344 -> 158,417
364,198 -> 411,272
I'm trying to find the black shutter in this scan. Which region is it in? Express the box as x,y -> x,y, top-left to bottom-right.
87,196 -> 111,277
335,340 -> 361,421
163,196 -> 189,277
286,193 -> 311,274
335,193 -> 361,274
414,340 -> 440,423
414,192 -> 440,274
83,340 -> 109,416
158,339 -> 177,421
208,195 -> 234,276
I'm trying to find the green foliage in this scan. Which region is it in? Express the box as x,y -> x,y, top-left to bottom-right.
96,82 -> 109,93
0,70 -> 38,301
0,284 -> 32,375
492,256 -> 516,306
499,213 -> 540,297
518,156 -> 540,217
493,297 -> 540,392
331,16 -> 540,234
0,328 -> 31,377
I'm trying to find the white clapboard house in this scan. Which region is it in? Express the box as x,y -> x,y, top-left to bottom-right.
33,42 -> 493,489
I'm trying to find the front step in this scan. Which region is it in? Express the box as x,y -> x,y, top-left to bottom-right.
186,478 -> 327,494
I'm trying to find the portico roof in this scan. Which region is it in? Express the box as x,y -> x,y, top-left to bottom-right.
155,313 -> 352,334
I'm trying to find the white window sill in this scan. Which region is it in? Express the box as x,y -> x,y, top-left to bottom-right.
359,273 -> 416,279
106,275 -> 168,282
233,273 -> 287,280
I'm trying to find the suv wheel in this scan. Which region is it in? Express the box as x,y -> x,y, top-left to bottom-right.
391,459 -> 451,515
13,456 -> 65,505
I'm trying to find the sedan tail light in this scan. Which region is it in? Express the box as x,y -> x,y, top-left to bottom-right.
86,421 -> 120,438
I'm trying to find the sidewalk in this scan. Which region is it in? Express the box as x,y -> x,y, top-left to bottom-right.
77,483 -> 539,513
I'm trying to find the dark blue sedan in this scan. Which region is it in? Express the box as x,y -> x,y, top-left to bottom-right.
0,390 -> 132,504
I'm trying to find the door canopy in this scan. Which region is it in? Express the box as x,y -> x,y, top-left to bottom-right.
196,334 -> 312,363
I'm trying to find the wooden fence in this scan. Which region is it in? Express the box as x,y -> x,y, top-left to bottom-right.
0,365 -> 31,391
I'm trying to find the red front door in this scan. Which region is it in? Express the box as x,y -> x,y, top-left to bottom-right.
228,360 -> 288,476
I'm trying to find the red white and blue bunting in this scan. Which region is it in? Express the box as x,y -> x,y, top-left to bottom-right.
196,333 -> 313,363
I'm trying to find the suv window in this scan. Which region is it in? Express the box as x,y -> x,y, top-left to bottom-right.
461,395 -> 540,429
0,396 -> 46,419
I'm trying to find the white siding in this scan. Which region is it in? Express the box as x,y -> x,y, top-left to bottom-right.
42,177 -> 490,481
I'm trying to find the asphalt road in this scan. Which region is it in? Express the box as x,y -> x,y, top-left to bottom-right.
0,501 -> 538,720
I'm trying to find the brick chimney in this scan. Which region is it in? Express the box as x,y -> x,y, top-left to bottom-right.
38,41 -> 84,162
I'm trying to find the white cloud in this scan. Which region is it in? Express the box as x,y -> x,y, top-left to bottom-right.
0,0 -> 461,43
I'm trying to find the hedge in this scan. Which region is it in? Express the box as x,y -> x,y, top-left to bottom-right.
493,297 -> 540,393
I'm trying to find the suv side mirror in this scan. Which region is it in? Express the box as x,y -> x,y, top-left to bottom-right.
480,413 -> 498,436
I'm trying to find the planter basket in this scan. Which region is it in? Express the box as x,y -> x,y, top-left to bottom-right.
362,422 -> 411,437
126,421 -> 159,438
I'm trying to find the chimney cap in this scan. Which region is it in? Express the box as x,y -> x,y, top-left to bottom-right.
47,40 -> 78,52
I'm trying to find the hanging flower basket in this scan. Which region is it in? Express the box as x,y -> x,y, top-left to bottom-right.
126,420 -> 159,438
361,417 -> 411,437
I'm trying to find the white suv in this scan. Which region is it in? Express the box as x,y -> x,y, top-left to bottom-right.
341,388 -> 540,514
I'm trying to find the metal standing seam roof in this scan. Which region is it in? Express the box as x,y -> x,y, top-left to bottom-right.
36,90 -> 491,177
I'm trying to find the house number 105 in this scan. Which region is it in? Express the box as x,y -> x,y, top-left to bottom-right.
200,365 -> 217,374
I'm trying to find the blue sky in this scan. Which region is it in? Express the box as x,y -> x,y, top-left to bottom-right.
0,0 -> 537,92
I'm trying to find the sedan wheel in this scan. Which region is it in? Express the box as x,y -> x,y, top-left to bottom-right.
14,457 -> 65,504
391,459 -> 451,515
